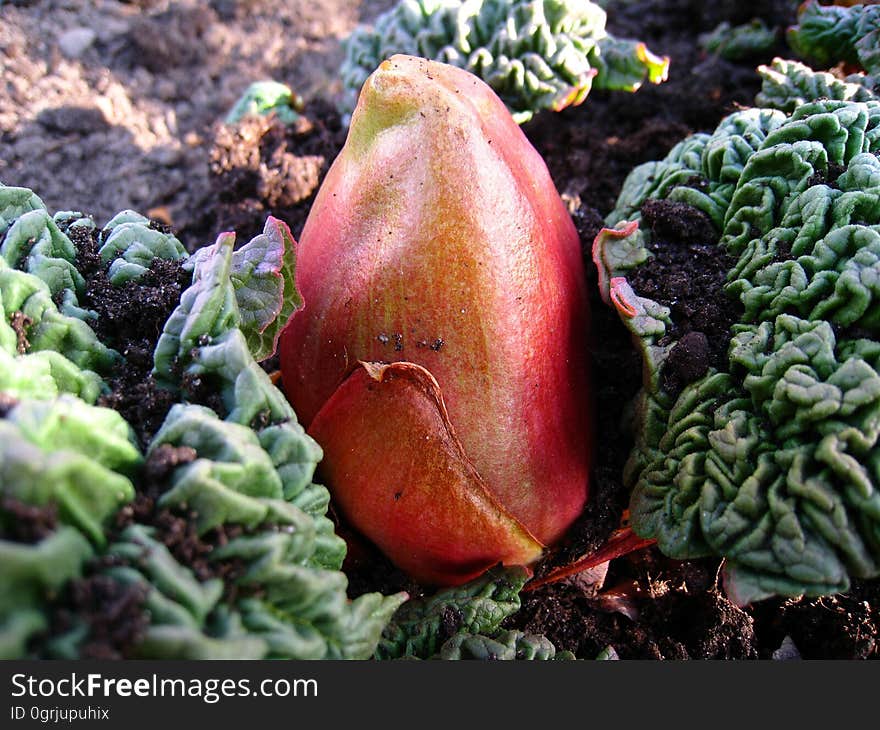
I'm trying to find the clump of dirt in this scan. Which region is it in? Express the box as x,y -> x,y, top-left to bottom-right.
65,222 -> 190,448
513,552 -> 758,659
8,311 -> 32,354
201,98 -> 346,243
48,575 -> 149,660
641,197 -> 718,245
752,581 -> 880,659
626,199 -> 741,397
0,498 -> 59,544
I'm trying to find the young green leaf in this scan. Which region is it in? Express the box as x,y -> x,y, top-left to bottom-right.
228,217 -> 302,362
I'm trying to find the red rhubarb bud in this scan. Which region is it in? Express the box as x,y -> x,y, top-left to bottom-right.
279,55 -> 591,585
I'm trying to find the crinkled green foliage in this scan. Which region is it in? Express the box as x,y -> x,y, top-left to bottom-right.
0,205 -> 83,301
0,185 -> 187,322
0,186 -> 45,234
0,529 -> 92,659
754,4 -> 880,114
340,0 -> 668,123
0,257 -> 117,376
756,58 -> 877,113
221,217 -> 302,362
377,566 -> 526,659
225,81 -> 303,126
598,98 -> 880,603
0,395 -> 139,656
0,347 -> 104,403
0,188 -> 405,659
699,19 -> 777,62
787,1 -> 880,76
154,230 -> 302,422
438,629 -> 572,659
375,566 -> 568,660
98,210 -> 187,285
606,106 -> 788,231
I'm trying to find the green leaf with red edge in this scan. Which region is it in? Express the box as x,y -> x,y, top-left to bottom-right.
229,217 -> 302,362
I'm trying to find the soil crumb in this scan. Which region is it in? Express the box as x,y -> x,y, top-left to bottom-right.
64,222 -> 190,448
626,199 -> 741,397
47,575 -> 148,660
0,498 -> 59,544
199,98 -> 346,244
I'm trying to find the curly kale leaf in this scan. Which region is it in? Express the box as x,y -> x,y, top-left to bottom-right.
376,566 -> 528,659
0,528 -> 93,659
787,1 -> 880,76
0,258 -> 117,378
439,629 -> 573,659
606,108 -> 787,231
155,221 -> 300,392
150,404 -> 341,573
97,210 -> 188,285
0,394 -> 142,656
0,397 -> 139,546
589,35 -> 669,91
600,98 -> 880,603
0,185 -> 83,301
376,566 -> 572,660
756,58 -> 878,113
229,217 -> 301,362
340,0 -> 668,123
730,154 -> 880,326
699,19 -> 777,62
0,185 -> 45,233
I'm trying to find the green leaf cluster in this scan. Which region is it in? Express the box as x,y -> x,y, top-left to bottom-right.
756,58 -> 877,114
699,19 -> 777,62
598,98 -> 880,603
340,0 -> 668,123
787,1 -> 880,76
0,185 -> 405,658
754,4 -> 880,115
377,567 -> 574,660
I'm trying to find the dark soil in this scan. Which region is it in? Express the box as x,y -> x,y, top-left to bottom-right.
512,555 -> 759,659
0,498 -> 58,544
65,222 -> 190,448
48,575 -> 149,660
628,198 -> 742,397
752,581 -> 880,659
